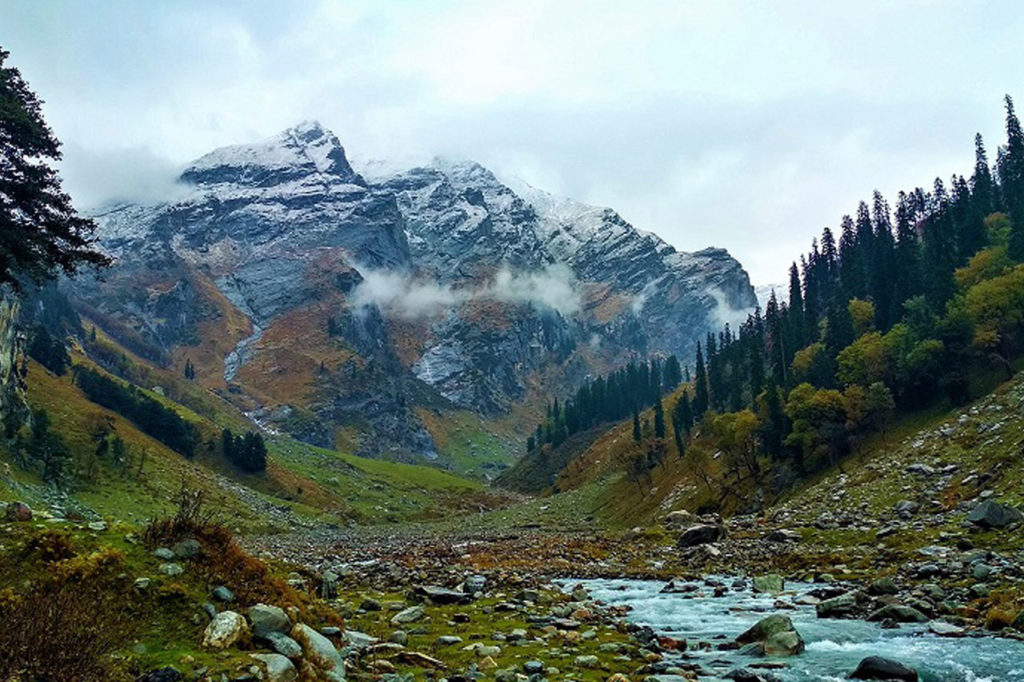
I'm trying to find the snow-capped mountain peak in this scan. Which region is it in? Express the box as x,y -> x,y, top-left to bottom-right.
181,120 -> 363,188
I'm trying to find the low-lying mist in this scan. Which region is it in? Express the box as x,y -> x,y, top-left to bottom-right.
350,263 -> 581,318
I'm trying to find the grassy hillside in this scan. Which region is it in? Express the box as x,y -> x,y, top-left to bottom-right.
498,370 -> 1024,535
0,348 -> 510,533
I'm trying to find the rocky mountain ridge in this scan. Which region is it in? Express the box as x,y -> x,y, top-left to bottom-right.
70,121 -> 755,468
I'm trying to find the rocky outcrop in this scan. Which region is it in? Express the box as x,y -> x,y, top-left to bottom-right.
0,292 -> 29,436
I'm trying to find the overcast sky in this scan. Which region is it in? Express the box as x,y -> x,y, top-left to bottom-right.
4,0 -> 1022,284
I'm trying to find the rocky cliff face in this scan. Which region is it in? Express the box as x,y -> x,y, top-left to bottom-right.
0,292 -> 29,437
71,122 -> 755,466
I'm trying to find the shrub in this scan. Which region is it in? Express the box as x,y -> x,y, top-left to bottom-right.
22,529 -> 77,563
0,548 -> 135,681
143,480 -> 301,608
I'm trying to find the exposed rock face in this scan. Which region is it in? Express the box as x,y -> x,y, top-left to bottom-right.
0,293 -> 29,436
74,122 -> 755,464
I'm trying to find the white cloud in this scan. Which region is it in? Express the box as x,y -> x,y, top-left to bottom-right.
351,264 -> 581,318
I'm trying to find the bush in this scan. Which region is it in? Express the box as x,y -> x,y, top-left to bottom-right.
0,548 -> 136,681
143,481 -> 301,608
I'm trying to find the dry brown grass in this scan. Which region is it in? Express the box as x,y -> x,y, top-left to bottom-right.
0,547 -> 136,682
143,481 -> 305,610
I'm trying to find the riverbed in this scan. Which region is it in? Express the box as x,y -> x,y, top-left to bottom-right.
568,578 -> 1024,681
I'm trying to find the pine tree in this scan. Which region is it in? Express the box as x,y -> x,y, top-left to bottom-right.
663,355 -> 682,390
1002,95 -> 1024,260
869,191 -> 896,329
892,191 -> 921,310
653,397 -> 666,439
971,133 -> 995,218
693,342 -> 709,416
632,409 -> 641,442
787,262 -> 805,347
0,49 -> 110,289
759,377 -> 785,459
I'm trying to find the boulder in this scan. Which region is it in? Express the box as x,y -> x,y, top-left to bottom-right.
664,509 -> 695,527
661,578 -> 700,594
767,529 -> 801,543
850,656 -> 918,680
752,574 -> 785,594
159,563 -> 183,577
171,538 -> 201,559
436,635 -> 463,646
905,463 -> 936,476
397,651 -> 446,669
391,605 -> 425,625
867,604 -> 928,624
202,611 -> 248,649
291,623 -> 343,674
894,500 -> 920,516
344,630 -> 378,648
724,669 -> 780,682
735,614 -> 805,656
413,585 -> 470,604
5,501 -> 32,522
816,592 -> 859,618
250,653 -> 298,682
677,523 -> 726,547
211,586 -> 235,602
248,604 -> 292,639
359,597 -> 382,611
967,500 -> 1024,529
319,570 -> 338,599
265,632 -> 303,658
867,577 -> 899,595
464,574 -> 487,593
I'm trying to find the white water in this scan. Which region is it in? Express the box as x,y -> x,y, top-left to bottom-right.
566,578 -> 1024,681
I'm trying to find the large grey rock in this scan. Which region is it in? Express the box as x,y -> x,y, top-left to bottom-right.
967,500 -> 1024,528
677,524 -> 726,547
391,605 -> 425,625
464,574 -> 487,593
248,604 -> 292,639
735,614 -> 805,656
752,574 -> 785,594
850,656 -> 918,680
171,538 -> 201,559
816,592 -> 859,618
202,611 -> 248,648
265,632 -> 303,658
291,623 -> 344,675
867,604 -> 928,623
414,585 -> 470,604
211,586 -> 235,603
250,653 -> 298,682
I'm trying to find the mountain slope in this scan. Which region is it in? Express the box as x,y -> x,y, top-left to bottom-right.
70,122 -> 755,469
